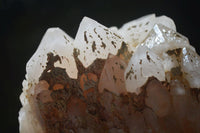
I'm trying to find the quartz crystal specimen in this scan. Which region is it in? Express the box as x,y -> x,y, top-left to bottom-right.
19,14 -> 200,133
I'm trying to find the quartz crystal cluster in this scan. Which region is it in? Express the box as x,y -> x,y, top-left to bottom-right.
19,14 -> 200,133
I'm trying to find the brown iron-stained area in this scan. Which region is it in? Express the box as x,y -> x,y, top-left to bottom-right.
35,45 -> 200,133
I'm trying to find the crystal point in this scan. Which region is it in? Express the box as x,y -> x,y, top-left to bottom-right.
19,15 -> 200,133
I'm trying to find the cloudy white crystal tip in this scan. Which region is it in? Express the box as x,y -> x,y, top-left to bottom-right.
19,14 -> 200,133
74,16 -> 124,68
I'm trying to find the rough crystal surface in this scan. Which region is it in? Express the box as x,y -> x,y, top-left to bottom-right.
181,47 -> 200,88
145,79 -> 171,117
73,17 -> 123,68
98,54 -> 127,95
142,24 -> 192,71
26,28 -> 78,83
124,45 -> 165,94
19,14 -> 200,133
119,14 -> 176,52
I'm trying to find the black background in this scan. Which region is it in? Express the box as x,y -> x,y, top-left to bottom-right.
0,0 -> 199,132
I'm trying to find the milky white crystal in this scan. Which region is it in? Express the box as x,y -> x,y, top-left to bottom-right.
19,16 -> 125,133
19,80 -> 45,133
26,28 -> 78,84
181,47 -> 200,88
142,24 -> 193,55
20,28 -> 78,133
141,24 -> 194,71
124,23 -> 200,94
19,14 -> 200,133
119,14 -> 176,52
73,17 -> 124,68
124,45 -> 165,94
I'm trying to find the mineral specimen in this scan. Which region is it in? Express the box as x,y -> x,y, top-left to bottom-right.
19,14 -> 200,133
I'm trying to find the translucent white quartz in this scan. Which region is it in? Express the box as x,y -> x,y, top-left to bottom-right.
141,24 -> 193,56
74,17 -> 123,68
141,24 -> 191,72
124,23 -> 200,93
19,14 -> 200,133
26,28 -> 78,84
181,47 -> 200,88
119,14 -> 176,52
124,45 -> 165,94
143,24 -> 200,87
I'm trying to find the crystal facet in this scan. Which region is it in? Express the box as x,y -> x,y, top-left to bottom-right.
124,45 -> 165,94
19,14 -> 200,133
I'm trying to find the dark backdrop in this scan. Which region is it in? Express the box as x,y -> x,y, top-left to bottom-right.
0,0 -> 199,132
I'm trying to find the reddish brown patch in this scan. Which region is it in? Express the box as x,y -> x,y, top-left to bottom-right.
87,73 -> 98,82
80,73 -> 98,91
67,97 -> 86,116
83,88 -> 95,99
80,73 -> 87,90
36,52 -> 200,133
53,84 -> 64,91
